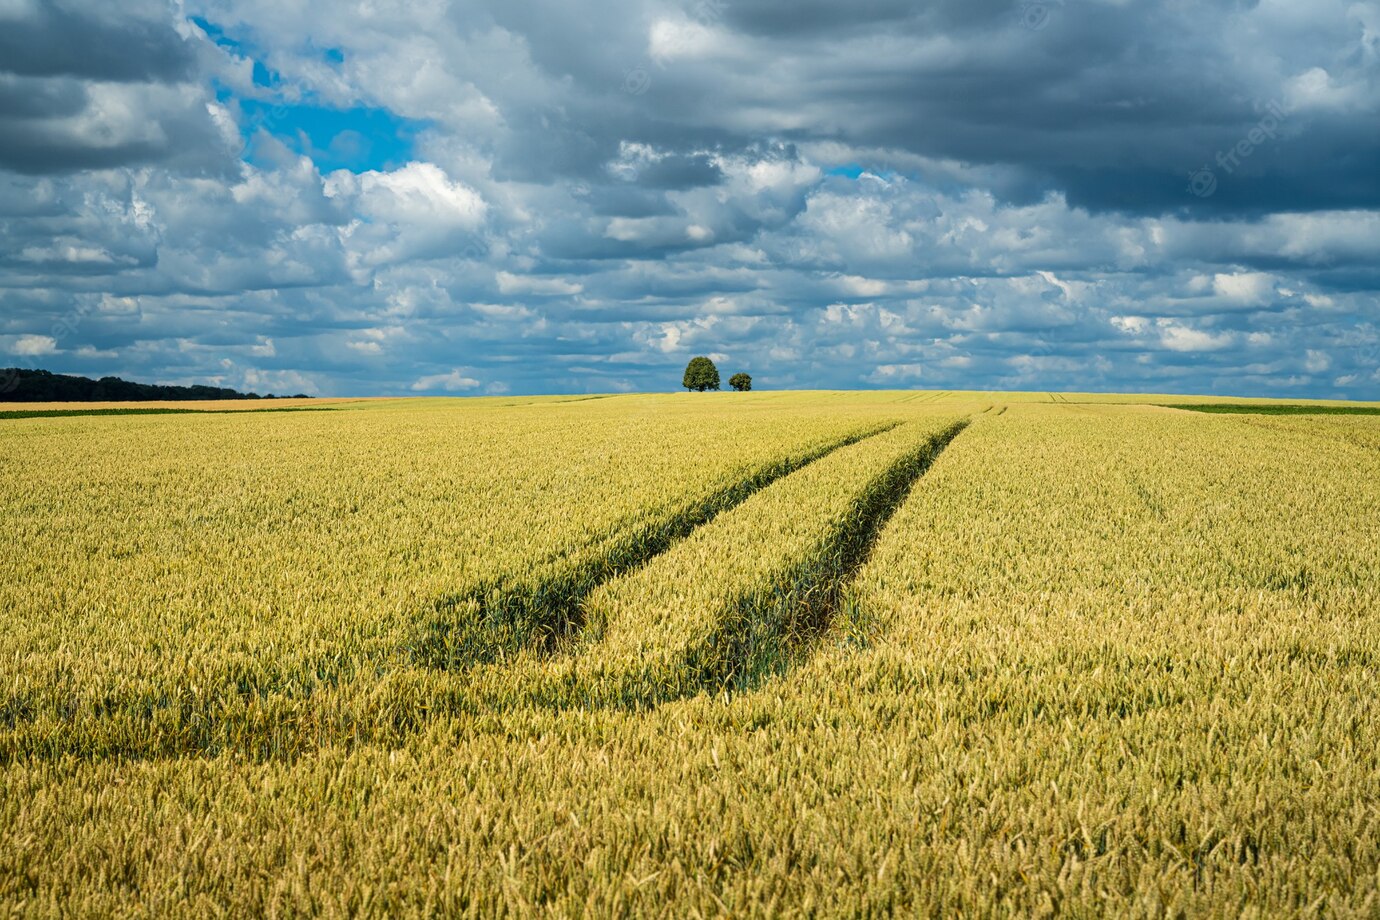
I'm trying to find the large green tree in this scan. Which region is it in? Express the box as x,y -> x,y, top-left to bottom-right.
682,356 -> 720,391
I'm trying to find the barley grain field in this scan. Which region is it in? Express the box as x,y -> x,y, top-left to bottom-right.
3,391 -> 1380,916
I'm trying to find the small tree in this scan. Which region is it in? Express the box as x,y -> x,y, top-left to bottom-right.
728,373 -> 752,392
682,356 -> 720,391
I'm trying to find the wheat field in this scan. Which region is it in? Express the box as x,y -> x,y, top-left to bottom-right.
3,392 -> 1379,916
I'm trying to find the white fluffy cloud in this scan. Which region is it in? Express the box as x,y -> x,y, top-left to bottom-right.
4,334 -> 59,356
1158,323 -> 1235,353
1212,272 -> 1276,307
325,162 -> 486,270
411,369 -> 481,392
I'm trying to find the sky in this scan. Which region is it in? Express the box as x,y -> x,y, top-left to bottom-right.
1,0 -> 1378,398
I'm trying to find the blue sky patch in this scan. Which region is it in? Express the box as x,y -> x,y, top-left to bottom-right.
250,60 -> 279,89
825,164 -> 903,182
193,16 -> 404,172
240,100 -> 426,173
189,15 -> 244,53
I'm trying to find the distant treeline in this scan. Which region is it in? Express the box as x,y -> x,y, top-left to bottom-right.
0,368 -> 310,403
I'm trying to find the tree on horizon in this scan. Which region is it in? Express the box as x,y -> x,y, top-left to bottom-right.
682,356 -> 720,391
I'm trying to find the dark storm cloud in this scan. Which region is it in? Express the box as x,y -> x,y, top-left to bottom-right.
0,0 -> 196,82
456,0 -> 1376,217
581,185 -> 680,218
0,0 -> 230,175
0,116 -> 191,175
626,153 -> 724,189
0,76 -> 87,119
580,0 -> 1380,216
722,0 -> 931,38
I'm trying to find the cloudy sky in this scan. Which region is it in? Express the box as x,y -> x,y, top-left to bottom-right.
2,0 -> 1378,397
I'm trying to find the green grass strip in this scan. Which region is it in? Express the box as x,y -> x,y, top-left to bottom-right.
1164,403 -> 1380,416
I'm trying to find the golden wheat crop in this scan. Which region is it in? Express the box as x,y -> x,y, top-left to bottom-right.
2,393 -> 1378,916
